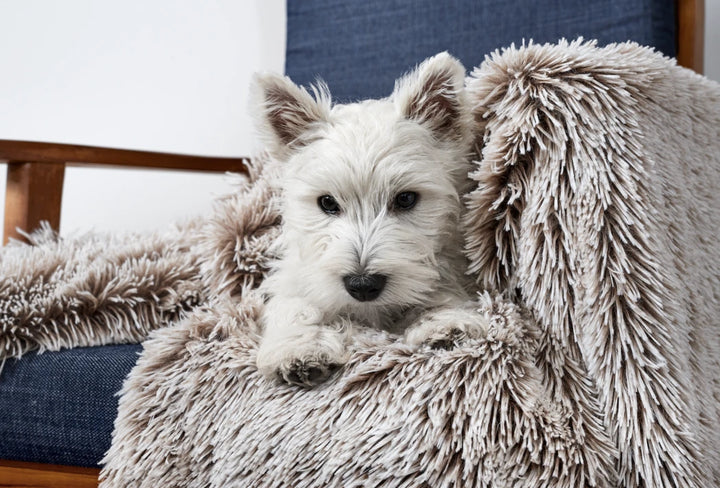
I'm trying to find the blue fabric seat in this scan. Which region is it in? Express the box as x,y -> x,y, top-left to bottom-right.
0,0 -> 677,468
0,345 -> 141,467
286,0 -> 676,101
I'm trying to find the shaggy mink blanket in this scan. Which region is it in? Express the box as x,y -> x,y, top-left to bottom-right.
2,40 -> 720,487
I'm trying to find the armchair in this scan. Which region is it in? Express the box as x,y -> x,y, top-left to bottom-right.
0,0 -> 705,485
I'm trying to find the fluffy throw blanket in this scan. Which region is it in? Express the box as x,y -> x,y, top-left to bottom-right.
1,40 -> 719,487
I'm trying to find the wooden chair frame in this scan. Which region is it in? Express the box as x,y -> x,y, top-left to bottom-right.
0,1 -> 705,484
0,141 -> 249,244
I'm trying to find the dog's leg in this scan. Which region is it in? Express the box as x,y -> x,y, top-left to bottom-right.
405,301 -> 489,349
256,296 -> 349,386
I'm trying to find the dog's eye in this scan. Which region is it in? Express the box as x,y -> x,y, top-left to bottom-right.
393,191 -> 418,210
318,195 -> 341,215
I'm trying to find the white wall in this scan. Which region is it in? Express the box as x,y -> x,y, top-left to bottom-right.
0,0 -> 285,235
707,0 -> 720,82
0,1 -> 717,237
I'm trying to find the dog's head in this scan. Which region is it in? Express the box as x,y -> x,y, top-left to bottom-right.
251,53 -> 474,316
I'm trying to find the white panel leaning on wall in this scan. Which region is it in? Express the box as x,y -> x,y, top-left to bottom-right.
0,0 -> 286,236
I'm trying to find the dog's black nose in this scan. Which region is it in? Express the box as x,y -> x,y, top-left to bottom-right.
343,274 -> 387,302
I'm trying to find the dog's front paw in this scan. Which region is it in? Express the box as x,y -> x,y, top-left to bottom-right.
256,328 -> 347,387
405,306 -> 488,350
278,358 -> 342,387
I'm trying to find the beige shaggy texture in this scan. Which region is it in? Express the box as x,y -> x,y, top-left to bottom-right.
1,40 -> 719,487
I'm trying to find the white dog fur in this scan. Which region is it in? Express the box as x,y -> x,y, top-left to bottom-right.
251,52 -> 488,386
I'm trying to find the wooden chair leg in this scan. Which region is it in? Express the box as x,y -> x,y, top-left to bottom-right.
3,161 -> 65,244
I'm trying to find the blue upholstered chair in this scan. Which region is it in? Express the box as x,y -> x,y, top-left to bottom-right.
0,0 -> 704,484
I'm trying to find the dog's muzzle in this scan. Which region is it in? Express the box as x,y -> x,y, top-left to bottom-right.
343,274 -> 387,302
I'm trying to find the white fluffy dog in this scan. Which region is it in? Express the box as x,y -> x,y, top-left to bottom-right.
252,52 -> 487,386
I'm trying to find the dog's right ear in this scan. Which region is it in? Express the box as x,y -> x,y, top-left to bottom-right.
393,52 -> 470,144
250,73 -> 331,160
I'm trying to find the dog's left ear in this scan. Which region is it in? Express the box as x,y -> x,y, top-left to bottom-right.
393,52 -> 470,142
250,73 -> 331,160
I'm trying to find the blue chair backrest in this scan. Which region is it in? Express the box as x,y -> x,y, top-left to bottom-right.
285,0 -> 676,102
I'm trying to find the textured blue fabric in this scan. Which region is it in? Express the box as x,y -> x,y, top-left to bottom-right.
0,345 -> 141,467
286,0 -> 676,102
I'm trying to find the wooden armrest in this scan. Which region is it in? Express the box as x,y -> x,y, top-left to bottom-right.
0,139 -> 249,172
0,459 -> 99,488
0,139 -> 250,244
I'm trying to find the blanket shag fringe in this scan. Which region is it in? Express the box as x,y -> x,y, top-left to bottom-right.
1,40 -> 719,488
